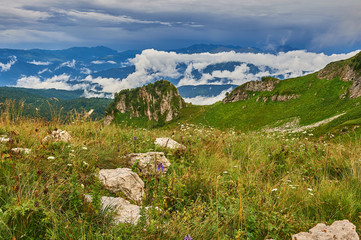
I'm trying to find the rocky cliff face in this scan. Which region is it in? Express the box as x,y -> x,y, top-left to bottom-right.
318,52 -> 361,98
222,77 -> 280,103
105,80 -> 185,125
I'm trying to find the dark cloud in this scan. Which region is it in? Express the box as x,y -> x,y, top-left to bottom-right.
0,0 -> 360,52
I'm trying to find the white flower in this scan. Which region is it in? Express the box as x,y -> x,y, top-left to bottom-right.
47,156 -> 55,160
82,146 -> 88,150
83,161 -> 89,166
223,171 -> 228,174
272,188 -> 278,192
309,192 -> 314,196
67,163 -> 72,166
307,188 -> 313,191
80,184 -> 84,188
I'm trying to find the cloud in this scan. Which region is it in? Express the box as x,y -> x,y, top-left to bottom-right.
53,8 -> 172,26
15,74 -> 85,90
28,60 -> 51,65
91,60 -> 117,64
183,88 -> 233,105
121,49 -> 360,88
58,59 -> 76,68
0,56 -> 17,72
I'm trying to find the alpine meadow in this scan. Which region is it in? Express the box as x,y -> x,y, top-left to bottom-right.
2,0 -> 361,239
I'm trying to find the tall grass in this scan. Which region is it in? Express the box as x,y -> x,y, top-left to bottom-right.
1,116 -> 361,239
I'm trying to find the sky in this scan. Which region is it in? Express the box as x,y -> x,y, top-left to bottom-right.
1,0 -> 361,53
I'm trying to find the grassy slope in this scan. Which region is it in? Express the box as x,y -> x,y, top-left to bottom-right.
174,73 -> 361,136
1,117 -> 361,239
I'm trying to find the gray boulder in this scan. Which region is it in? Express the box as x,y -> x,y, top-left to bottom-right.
127,152 -> 171,175
292,220 -> 359,240
98,168 -> 144,203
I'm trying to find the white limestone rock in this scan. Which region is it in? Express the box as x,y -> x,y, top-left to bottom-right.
85,195 -> 141,224
292,220 -> 359,240
11,148 -> 31,154
98,168 -> 145,203
127,152 -> 171,175
42,129 -> 72,143
154,137 -> 185,150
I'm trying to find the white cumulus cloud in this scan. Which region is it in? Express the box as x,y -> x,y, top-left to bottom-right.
121,49 -> 360,88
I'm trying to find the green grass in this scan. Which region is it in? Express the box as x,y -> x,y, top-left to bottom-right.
1,108 -> 361,239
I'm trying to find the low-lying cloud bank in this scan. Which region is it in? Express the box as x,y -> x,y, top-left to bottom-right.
14,49 -> 360,104
183,88 -> 233,105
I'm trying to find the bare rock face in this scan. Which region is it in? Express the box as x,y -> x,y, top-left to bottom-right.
85,195 -> 141,224
98,168 -> 145,204
127,152 -> 171,175
42,129 -> 72,143
223,77 -> 280,103
292,220 -> 359,240
104,80 -> 185,125
154,137 -> 186,150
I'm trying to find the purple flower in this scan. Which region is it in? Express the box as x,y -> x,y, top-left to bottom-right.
184,234 -> 192,240
133,136 -> 137,140
157,162 -> 164,172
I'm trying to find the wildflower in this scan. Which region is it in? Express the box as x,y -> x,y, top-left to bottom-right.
67,163 -> 72,166
157,162 -> 164,172
47,156 -> 55,160
82,146 -> 88,150
184,234 -> 192,240
223,171 -> 228,174
307,188 -> 313,191
309,192 -> 314,196
133,136 -> 137,140
272,188 -> 278,192
83,161 -> 89,166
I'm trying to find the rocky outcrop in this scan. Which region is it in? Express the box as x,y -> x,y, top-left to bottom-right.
85,195 -> 141,224
154,137 -> 186,150
42,129 -> 72,143
292,220 -> 359,240
318,52 -> 361,98
104,80 -> 185,125
98,168 -> 145,203
127,152 -> 171,175
223,77 -> 280,103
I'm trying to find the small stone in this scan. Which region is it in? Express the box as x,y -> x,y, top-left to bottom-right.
11,148 -> 31,154
154,137 -> 185,150
42,129 -> 72,143
127,152 -> 171,175
98,168 -> 145,203
0,136 -> 10,142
